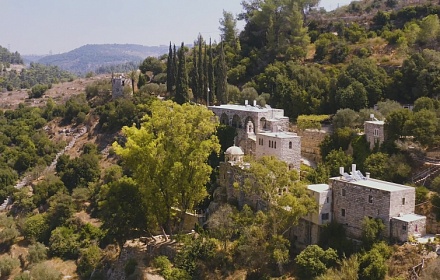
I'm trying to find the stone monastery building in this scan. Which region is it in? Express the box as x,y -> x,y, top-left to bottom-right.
208,100 -> 301,171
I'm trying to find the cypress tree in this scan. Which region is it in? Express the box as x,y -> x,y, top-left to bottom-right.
175,42 -> 189,105
216,42 -> 228,104
203,43 -> 209,104
191,41 -> 200,101
172,44 -> 178,98
166,42 -> 174,94
208,38 -> 215,105
197,35 -> 205,104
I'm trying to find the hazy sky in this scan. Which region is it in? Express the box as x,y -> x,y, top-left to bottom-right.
1,0 -> 352,55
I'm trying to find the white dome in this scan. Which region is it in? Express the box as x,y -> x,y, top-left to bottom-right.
225,145 -> 244,156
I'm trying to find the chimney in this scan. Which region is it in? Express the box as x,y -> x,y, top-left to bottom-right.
352,164 -> 356,173
366,172 -> 370,179
370,113 -> 374,120
339,167 -> 344,175
253,100 -> 257,106
245,100 -> 248,106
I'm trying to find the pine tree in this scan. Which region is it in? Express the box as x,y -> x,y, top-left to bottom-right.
166,42 -> 174,94
175,43 -> 189,105
216,42 -> 228,104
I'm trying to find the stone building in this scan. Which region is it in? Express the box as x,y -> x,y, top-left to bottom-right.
111,74 -> 129,99
364,114 -> 385,150
209,100 -> 301,171
294,164 -> 426,246
331,164 -> 425,242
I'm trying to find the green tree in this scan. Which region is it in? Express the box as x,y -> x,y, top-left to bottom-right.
404,109 -> 439,147
358,249 -> 387,280
324,148 -> 353,177
332,108 -> 359,129
99,177 -> 149,245
385,109 -> 412,141
207,204 -> 236,251
22,213 -> 50,243
175,43 -> 189,104
166,43 -> 175,94
27,242 -> 48,264
0,214 -> 19,252
139,56 -> 165,75
364,153 -> 388,180
49,226 -> 80,259
77,244 -> 102,279
295,245 -> 338,279
216,43 -> 228,104
113,100 -> 220,234
361,217 -> 385,250
316,255 -> 359,280
417,14 -> 440,46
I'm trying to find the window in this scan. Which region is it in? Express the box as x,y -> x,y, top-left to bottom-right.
274,141 -> 277,149
322,213 -> 329,220
289,141 -> 292,149
326,197 -> 329,203
341,209 -> 346,217
368,195 -> 373,203
402,225 -> 407,231
374,128 -> 379,136
342,189 -> 346,196
402,198 -> 406,205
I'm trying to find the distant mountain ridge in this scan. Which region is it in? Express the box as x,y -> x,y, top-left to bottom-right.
32,44 -> 169,74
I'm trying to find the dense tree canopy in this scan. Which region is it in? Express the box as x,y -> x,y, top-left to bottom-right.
114,100 -> 220,233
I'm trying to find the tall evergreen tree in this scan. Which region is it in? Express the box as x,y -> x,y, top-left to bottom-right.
166,42 -> 174,94
197,35 -> 205,104
172,44 -> 178,98
216,42 -> 228,104
191,42 -> 200,101
208,38 -> 215,105
175,43 -> 189,105
203,43 -> 209,104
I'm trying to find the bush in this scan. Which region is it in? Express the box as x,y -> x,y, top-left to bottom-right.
22,213 -> 50,243
49,226 -> 80,259
124,258 -> 138,277
27,242 -> 48,264
29,263 -> 62,280
77,245 -> 102,279
0,255 -> 19,276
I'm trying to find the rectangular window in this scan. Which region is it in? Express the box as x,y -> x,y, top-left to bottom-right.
374,128 -> 379,136
402,225 -> 407,231
289,141 -> 292,149
342,189 -> 346,196
326,197 -> 329,203
321,213 -> 329,220
369,195 -> 373,203
402,198 -> 406,205
341,209 -> 346,217
274,141 -> 277,149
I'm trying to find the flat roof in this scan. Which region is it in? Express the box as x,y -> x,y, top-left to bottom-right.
308,184 -> 330,193
365,120 -> 384,125
258,131 -> 299,139
330,176 -> 412,192
392,213 -> 426,222
209,104 -> 270,113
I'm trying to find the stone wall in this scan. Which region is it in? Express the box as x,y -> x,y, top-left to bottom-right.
297,128 -> 330,164
391,217 -> 427,242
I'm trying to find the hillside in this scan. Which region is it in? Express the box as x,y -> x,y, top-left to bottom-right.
36,44 -> 169,74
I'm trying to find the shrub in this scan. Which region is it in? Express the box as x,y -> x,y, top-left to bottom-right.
0,255 -> 19,276
27,242 -> 48,264
29,263 -> 62,280
22,213 -> 50,243
77,245 -> 102,279
49,226 -> 80,259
